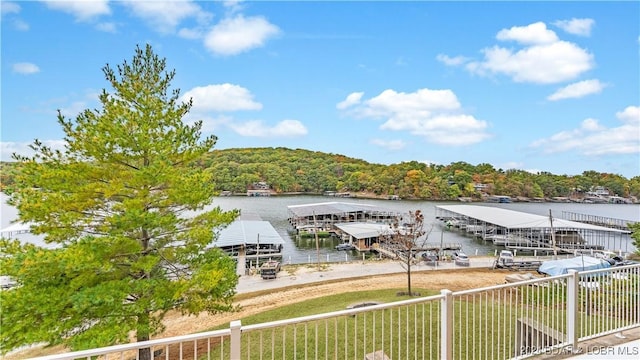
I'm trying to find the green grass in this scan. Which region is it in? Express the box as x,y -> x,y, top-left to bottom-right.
215,288 -> 439,329
197,281 -> 638,359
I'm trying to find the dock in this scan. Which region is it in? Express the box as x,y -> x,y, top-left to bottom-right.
435,205 -> 633,255
561,211 -> 637,231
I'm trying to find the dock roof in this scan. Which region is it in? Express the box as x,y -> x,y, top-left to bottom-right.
214,220 -> 285,247
0,221 -> 32,235
334,222 -> 393,239
436,205 -> 630,234
287,201 -> 396,218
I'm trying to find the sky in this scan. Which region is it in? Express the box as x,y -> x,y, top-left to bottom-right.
1,1 -> 639,179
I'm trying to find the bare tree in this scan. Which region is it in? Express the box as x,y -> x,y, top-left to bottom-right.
383,210 -> 433,296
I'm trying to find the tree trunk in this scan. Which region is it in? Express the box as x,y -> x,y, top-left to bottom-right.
407,259 -> 412,296
137,311 -> 151,360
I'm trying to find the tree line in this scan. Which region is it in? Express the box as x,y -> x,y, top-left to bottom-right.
204,148 -> 640,200
3,148 -> 639,201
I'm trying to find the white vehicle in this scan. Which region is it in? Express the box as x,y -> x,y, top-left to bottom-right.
453,251 -> 470,266
498,250 -> 514,265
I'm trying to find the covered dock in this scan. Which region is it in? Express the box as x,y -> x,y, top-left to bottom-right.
435,205 -> 633,255
333,223 -> 393,251
287,202 -> 400,232
333,222 -> 461,256
0,221 -> 33,237
214,213 -> 285,275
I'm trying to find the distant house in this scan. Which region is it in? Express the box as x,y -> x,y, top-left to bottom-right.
247,189 -> 271,197
587,186 -> 610,197
473,183 -> 488,192
247,182 -> 272,196
252,182 -> 270,190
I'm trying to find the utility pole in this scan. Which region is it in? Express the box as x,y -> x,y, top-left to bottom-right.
549,210 -> 557,260
313,211 -> 320,271
440,229 -> 444,262
256,233 -> 260,270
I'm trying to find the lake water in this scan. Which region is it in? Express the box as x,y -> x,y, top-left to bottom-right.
2,193 -> 638,264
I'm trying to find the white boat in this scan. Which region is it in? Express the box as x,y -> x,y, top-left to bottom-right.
489,234 -> 531,247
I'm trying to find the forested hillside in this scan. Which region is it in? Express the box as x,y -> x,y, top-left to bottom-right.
3,147 -> 639,200
200,147 -> 639,200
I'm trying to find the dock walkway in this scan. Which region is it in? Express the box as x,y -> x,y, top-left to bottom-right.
561,211 -> 637,231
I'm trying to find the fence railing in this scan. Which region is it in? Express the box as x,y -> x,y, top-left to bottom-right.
30,263 -> 640,360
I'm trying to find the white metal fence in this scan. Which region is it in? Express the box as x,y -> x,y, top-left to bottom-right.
30,263 -> 640,360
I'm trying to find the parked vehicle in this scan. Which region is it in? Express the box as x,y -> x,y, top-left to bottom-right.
421,251 -> 438,264
498,250 -> 514,265
335,243 -> 354,251
494,250 -> 542,270
260,260 -> 281,280
453,251 -> 470,266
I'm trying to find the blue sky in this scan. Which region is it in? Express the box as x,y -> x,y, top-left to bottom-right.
2,1 -> 639,178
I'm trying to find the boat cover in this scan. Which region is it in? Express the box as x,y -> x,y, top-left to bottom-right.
538,256 -> 611,276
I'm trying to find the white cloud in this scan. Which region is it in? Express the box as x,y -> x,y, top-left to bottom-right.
530,106 -> 640,156
182,114 -> 232,133
547,79 -> 606,101
181,84 -> 263,113
42,0 -> 110,21
222,0 -> 245,14
469,40 -> 593,84
1,1 -> 20,15
370,139 -> 407,151
122,0 -> 205,34
436,54 -> 468,66
2,2 -> 29,31
554,18 -> 595,37
496,22 -> 558,45
336,92 -> 363,110
49,90 -> 99,118
59,101 -> 90,118
338,88 -> 491,146
617,106 -> 640,125
228,119 -> 308,137
204,15 -> 280,56
95,22 -> 116,33
580,118 -> 605,131
178,27 -> 203,39
444,21 -> 593,84
13,19 -> 29,31
1,140 -> 66,162
501,162 -> 524,170
420,159 -> 440,167
12,62 -> 40,74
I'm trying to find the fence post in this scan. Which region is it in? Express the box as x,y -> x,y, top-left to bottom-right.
566,270 -> 579,352
441,289 -> 453,360
230,320 -> 242,360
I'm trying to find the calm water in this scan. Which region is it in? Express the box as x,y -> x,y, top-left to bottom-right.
2,193 -> 639,263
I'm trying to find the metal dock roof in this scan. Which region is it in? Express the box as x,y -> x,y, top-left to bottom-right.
214,220 -> 285,247
334,223 -> 393,239
435,205 -> 630,233
287,201 -> 396,218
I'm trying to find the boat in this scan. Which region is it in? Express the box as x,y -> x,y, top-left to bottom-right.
486,195 -> 512,203
489,234 -> 532,247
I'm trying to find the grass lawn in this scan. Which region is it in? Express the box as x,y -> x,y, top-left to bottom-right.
197,278 -> 638,359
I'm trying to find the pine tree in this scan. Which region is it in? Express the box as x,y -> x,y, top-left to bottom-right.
1,45 -> 239,359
